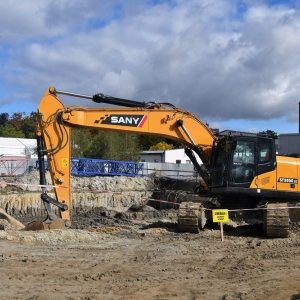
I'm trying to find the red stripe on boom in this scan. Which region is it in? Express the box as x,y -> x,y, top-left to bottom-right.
138,115 -> 147,127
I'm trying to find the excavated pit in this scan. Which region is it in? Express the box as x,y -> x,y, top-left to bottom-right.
1,171 -> 299,236
0,171 -> 191,229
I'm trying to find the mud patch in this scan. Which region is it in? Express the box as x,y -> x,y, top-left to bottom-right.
70,206 -> 178,230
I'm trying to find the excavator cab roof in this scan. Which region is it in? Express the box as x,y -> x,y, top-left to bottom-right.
217,130 -> 272,138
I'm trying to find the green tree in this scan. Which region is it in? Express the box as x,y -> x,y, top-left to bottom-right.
8,112 -> 25,131
0,113 -> 9,126
71,128 -> 93,157
0,124 -> 25,138
150,141 -> 173,150
258,130 -> 278,139
0,111 -> 38,139
83,131 -> 141,161
21,112 -> 38,138
165,138 -> 181,148
138,135 -> 182,150
138,135 -> 165,150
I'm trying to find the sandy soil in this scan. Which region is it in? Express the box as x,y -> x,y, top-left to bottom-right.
0,207 -> 300,300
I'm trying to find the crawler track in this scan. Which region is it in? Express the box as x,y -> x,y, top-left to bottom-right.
265,203 -> 289,238
178,202 -> 200,233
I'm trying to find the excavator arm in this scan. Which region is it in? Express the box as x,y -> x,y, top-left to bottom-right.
37,87 -> 217,223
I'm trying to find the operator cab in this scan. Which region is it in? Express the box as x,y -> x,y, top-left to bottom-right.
209,131 -> 276,190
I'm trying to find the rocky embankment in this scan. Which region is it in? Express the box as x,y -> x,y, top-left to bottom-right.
0,171 -> 159,220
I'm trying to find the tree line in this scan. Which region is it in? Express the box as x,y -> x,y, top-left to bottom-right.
0,112 -> 180,161
0,112 -> 37,139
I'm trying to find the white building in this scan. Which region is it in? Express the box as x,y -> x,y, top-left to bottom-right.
0,137 -> 36,157
140,149 -> 202,177
140,148 -> 202,164
0,138 -> 37,176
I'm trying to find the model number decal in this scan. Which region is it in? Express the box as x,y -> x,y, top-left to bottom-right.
94,115 -> 147,127
278,177 -> 298,184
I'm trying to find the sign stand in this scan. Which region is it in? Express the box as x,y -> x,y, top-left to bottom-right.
212,209 -> 229,241
220,222 -> 224,241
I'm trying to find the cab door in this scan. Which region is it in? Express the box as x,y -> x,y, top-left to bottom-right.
257,138 -> 275,176
229,139 -> 256,187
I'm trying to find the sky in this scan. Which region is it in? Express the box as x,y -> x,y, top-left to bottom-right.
1,0 -> 300,134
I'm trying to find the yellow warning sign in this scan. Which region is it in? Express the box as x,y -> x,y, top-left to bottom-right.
212,209 -> 229,223
62,158 -> 68,168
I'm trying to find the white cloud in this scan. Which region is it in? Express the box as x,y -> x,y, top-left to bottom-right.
0,0 -> 300,131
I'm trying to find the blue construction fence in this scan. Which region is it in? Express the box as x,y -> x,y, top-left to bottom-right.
35,157 -> 144,177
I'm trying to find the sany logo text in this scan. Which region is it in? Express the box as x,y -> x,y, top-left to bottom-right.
95,114 -> 148,127
111,116 -> 141,125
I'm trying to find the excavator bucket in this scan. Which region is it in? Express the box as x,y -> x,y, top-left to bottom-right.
0,208 -> 65,232
22,220 -> 46,231
22,219 -> 66,231
46,219 -> 66,230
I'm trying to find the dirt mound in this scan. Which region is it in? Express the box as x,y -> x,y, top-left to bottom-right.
70,205 -> 178,230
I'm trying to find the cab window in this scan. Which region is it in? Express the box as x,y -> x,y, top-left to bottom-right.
258,139 -> 272,163
231,141 -> 255,184
233,141 -> 255,164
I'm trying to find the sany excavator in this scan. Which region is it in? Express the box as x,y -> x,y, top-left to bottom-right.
34,86 -> 300,237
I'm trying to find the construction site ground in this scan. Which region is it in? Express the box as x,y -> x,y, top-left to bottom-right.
1,216 -> 300,300
0,173 -> 300,300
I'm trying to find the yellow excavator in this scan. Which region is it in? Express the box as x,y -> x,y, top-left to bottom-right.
34,86 -> 300,237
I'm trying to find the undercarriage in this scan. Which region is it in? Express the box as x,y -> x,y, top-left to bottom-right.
177,196 -> 298,238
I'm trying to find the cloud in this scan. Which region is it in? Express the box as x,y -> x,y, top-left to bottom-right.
0,0 -> 300,128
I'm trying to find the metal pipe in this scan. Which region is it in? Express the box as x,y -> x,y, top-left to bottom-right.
176,120 -> 196,146
55,89 -> 149,107
37,136 -> 47,192
55,90 -> 93,100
